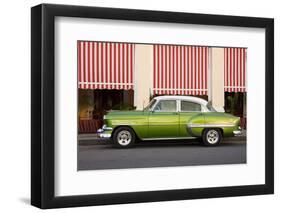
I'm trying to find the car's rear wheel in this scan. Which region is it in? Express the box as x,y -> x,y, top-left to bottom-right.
202,128 -> 222,146
113,127 -> 135,148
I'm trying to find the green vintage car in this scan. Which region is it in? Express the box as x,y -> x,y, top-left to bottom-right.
98,96 -> 242,148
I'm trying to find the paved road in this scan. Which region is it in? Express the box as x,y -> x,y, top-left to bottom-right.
78,138 -> 246,170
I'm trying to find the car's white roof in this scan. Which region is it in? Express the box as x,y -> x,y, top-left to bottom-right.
153,95 -> 208,106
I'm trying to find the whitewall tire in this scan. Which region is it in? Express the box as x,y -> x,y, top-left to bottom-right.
202,128 -> 222,146
113,127 -> 135,148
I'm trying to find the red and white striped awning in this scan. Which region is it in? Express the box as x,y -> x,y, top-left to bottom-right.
153,45 -> 209,95
78,41 -> 135,90
224,48 -> 247,92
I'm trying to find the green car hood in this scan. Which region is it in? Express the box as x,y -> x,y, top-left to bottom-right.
104,110 -> 149,126
106,110 -> 148,117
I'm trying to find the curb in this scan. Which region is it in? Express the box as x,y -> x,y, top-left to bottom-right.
226,136 -> 246,141
79,138 -> 110,146
78,133 -> 99,140
78,136 -> 246,146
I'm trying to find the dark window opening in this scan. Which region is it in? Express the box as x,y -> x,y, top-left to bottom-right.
224,92 -> 247,129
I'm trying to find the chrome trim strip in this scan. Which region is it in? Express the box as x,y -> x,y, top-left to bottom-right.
113,123 -> 147,126
180,111 -> 202,113
142,136 -> 197,141
188,123 -> 235,128
148,123 -> 179,126
151,111 -> 179,113
114,123 -> 178,126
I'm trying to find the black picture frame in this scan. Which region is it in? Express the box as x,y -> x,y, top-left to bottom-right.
31,3 -> 274,209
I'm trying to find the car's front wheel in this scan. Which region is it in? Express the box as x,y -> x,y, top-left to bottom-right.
202,128 -> 222,146
112,127 -> 135,148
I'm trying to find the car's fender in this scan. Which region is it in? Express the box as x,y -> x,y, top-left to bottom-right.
186,113 -> 206,137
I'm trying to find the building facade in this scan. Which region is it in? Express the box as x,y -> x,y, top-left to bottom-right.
77,41 -> 247,132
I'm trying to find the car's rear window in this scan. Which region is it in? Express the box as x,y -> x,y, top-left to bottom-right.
181,101 -> 201,112
206,102 -> 217,112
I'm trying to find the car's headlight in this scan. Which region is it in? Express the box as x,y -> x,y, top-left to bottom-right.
102,124 -> 113,131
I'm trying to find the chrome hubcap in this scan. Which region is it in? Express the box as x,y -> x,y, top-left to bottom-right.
206,130 -> 219,144
117,130 -> 132,146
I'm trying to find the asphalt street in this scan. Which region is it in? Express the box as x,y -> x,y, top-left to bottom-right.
78,138 -> 246,170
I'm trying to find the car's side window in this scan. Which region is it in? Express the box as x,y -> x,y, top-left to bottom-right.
154,100 -> 177,112
181,101 -> 201,112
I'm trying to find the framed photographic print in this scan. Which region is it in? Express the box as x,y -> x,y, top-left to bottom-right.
31,3 -> 274,209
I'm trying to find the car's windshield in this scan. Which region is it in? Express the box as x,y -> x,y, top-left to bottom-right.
144,99 -> 157,111
206,102 -> 217,112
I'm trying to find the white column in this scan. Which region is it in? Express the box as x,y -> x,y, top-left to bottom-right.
134,44 -> 153,110
209,48 -> 225,112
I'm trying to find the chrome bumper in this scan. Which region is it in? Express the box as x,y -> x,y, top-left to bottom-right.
98,133 -> 112,138
97,125 -> 112,138
233,127 -> 242,136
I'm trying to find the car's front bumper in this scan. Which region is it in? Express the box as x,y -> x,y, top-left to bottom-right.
97,125 -> 113,138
